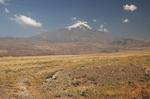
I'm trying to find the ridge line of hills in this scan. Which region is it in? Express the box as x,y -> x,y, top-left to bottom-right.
0,27 -> 149,56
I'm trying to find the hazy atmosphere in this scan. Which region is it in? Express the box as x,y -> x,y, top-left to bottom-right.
0,0 -> 150,39
0,0 -> 150,99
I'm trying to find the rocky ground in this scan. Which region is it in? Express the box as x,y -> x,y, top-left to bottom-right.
0,51 -> 149,99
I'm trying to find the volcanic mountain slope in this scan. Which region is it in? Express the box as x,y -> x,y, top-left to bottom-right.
30,21 -> 150,46
0,21 -> 149,56
32,21 -> 116,43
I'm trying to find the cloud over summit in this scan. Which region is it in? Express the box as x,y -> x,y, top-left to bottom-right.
66,20 -> 92,30
97,24 -> 109,32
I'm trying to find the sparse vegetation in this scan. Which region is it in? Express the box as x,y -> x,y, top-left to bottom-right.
0,51 -> 150,99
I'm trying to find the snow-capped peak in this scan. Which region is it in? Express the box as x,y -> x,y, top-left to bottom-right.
66,21 -> 92,30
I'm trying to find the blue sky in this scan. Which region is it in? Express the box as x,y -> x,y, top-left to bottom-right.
0,0 -> 150,39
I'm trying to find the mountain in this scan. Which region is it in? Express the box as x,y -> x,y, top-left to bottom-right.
32,28 -> 115,43
0,22 -> 149,56
32,21 -> 116,43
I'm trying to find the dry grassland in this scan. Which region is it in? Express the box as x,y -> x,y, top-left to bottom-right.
0,51 -> 149,99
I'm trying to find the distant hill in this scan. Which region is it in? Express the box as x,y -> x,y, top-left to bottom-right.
0,22 -> 149,56
32,28 -> 116,42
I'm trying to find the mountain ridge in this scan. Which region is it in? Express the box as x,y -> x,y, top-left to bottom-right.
0,25 -> 149,56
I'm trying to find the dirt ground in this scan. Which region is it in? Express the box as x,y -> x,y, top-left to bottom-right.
0,51 -> 149,99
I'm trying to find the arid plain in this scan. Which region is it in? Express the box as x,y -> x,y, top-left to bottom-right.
0,51 -> 149,99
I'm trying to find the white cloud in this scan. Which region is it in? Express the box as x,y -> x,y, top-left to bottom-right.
12,15 -> 42,28
0,0 -> 5,4
100,24 -> 104,29
66,20 -> 92,30
93,19 -> 97,22
71,17 -> 77,21
0,0 -> 8,5
122,18 -> 129,23
123,4 -> 137,12
5,8 -> 9,13
97,24 -> 109,32
103,28 -> 109,32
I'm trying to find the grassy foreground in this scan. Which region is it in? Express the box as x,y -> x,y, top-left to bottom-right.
0,51 -> 150,99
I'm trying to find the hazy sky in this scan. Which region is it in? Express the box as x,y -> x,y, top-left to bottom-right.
0,0 -> 150,39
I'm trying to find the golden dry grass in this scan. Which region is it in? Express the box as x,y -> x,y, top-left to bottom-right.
0,51 -> 150,99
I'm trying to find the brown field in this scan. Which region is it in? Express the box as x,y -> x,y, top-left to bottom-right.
0,51 -> 150,99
